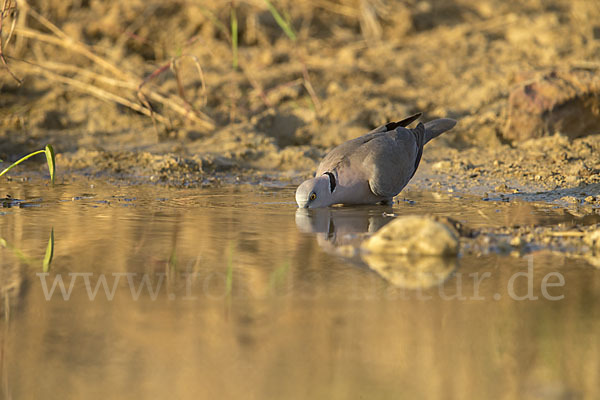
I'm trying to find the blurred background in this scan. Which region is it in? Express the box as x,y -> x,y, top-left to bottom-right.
3,3 -> 600,399
1,0 -> 599,178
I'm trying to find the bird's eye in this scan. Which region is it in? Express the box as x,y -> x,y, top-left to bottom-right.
309,193 -> 317,201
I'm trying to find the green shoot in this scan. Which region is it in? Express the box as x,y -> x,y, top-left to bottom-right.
0,237 -> 34,265
225,242 -> 234,296
230,5 -> 238,69
0,144 -> 56,184
269,260 -> 290,293
1,228 -> 55,271
263,0 -> 296,41
197,6 -> 229,38
45,145 -> 56,184
43,228 -> 54,273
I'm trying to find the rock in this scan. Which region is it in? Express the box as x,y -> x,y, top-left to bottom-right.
432,216 -> 473,238
510,236 -> 522,247
495,183 -> 511,193
584,229 -> 600,252
560,196 -> 580,205
564,175 -> 580,185
432,160 -> 451,171
504,69 -> 600,142
585,255 -> 600,269
361,215 -> 459,256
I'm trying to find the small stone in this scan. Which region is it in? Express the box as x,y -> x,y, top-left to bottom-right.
326,82 -> 342,95
510,236 -> 522,247
560,196 -> 580,204
495,183 -> 510,193
584,230 -> 600,252
362,215 -> 459,256
335,245 -> 358,258
584,196 -> 596,203
565,175 -> 579,184
432,160 -> 451,171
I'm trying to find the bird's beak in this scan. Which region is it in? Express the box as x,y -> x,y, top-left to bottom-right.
296,200 -> 308,208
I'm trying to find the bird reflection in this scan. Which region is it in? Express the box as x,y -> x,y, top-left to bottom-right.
295,206 -> 457,288
295,206 -> 393,257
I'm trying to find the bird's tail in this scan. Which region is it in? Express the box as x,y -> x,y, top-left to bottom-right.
424,118 -> 457,144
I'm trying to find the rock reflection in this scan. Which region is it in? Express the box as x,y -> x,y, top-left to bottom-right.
362,253 -> 457,289
295,207 -> 457,288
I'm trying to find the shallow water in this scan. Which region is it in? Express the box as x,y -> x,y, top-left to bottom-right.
1,180 -> 599,399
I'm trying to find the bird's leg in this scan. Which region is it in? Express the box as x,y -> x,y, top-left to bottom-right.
379,198 -> 394,206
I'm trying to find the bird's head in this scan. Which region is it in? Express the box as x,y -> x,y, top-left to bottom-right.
295,174 -> 336,208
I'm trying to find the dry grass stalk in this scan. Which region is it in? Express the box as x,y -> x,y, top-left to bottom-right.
20,3 -> 130,81
14,58 -> 170,125
310,0 -> 360,18
137,54 -> 212,128
12,1 -> 215,130
300,60 -> 321,112
39,61 -> 136,89
0,0 -> 21,84
265,77 -> 303,96
172,55 -> 208,107
239,59 -> 273,108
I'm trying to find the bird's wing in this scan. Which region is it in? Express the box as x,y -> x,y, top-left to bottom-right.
316,132 -> 380,176
358,124 -> 425,198
317,113 -> 422,176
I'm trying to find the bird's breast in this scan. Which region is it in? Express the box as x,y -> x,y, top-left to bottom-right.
332,179 -> 382,205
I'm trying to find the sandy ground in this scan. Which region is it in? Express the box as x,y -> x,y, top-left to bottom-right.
1,0 -> 600,207
3,4 -> 600,392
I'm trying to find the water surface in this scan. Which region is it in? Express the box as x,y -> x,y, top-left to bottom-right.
1,180 -> 599,399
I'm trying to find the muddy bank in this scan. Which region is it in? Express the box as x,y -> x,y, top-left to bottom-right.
1,0 -> 600,205
419,134 -> 600,208
41,131 -> 600,212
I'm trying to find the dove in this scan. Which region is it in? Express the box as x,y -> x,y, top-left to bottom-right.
295,113 -> 457,208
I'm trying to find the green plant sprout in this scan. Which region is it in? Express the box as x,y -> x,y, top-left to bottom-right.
228,1 -> 295,71
263,0 -> 296,41
0,145 -> 55,184
230,4 -> 239,69
269,260 -> 290,293
43,228 -> 55,273
225,242 -> 234,296
0,228 -> 54,271
0,237 -> 33,265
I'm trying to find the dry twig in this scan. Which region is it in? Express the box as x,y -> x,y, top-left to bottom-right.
13,1 -> 215,130
0,0 -> 21,84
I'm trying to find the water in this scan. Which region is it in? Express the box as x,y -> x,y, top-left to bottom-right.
1,180 -> 599,399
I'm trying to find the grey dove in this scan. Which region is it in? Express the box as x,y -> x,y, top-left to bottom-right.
295,113 -> 457,208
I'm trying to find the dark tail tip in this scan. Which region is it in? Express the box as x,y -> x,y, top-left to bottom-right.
382,113 -> 422,131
